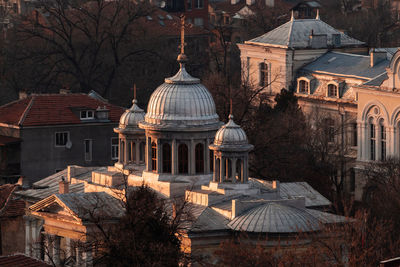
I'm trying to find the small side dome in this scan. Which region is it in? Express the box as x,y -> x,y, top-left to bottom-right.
214,115 -> 249,146
117,99 -> 145,132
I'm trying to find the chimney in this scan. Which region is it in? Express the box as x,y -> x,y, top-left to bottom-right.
246,0 -> 255,5
59,87 -> 71,94
19,91 -> 28,99
96,106 -> 110,120
370,49 -> 387,67
59,177 -> 69,194
231,0 -> 240,5
272,180 -> 280,194
67,166 -> 75,182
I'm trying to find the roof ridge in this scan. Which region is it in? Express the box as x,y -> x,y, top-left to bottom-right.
286,19 -> 295,47
18,96 -> 35,126
0,95 -> 32,109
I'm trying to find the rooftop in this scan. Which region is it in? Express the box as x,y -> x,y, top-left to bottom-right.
0,93 -> 124,127
246,17 -> 365,48
0,254 -> 51,267
301,51 -> 389,79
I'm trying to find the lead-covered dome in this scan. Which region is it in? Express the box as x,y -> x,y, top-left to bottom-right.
115,99 -> 145,133
139,63 -> 220,131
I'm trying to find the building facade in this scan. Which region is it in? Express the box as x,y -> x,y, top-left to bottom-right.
0,92 -> 124,185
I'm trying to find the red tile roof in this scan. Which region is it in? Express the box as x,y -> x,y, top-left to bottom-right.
0,254 -> 51,267
0,94 -> 124,127
0,184 -> 25,218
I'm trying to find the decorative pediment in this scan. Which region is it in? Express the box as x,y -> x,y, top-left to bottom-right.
29,194 -> 82,223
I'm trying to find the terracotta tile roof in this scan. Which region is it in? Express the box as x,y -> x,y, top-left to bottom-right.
0,135 -> 21,146
0,94 -> 124,127
0,254 -> 51,267
0,184 -> 17,210
0,184 -> 25,218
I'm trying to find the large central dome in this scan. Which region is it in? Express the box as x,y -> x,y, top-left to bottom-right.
140,62 -> 220,131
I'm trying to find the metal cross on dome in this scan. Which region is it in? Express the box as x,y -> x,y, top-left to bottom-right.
131,84 -> 137,100
179,15 -> 186,55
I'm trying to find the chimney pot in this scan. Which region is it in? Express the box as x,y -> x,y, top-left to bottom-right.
59,178 -> 69,194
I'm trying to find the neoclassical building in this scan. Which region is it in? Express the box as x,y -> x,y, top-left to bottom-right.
17,34 -> 346,265
355,49 -> 400,199
238,12 -> 397,199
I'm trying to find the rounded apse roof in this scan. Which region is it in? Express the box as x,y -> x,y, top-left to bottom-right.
140,64 -> 220,131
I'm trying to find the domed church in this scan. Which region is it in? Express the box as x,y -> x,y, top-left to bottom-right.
22,18 -> 347,265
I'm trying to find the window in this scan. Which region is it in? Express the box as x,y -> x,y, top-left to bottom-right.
139,142 -> 145,162
194,0 -> 203,8
370,123 -> 376,160
223,16 -> 230,25
298,80 -> 309,93
327,84 -> 338,97
324,118 -> 335,142
178,144 -> 189,174
111,138 -> 118,160
380,123 -> 386,160
55,132 -> 69,147
194,17 -> 204,26
129,142 -> 136,162
151,142 -> 157,172
259,62 -> 268,87
187,0 -> 192,10
80,110 -> 94,120
351,123 -> 357,146
195,143 -> 204,173
162,143 -> 171,173
210,149 -> 214,172
84,139 -> 92,161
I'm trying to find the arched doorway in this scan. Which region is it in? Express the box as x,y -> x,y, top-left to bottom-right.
195,143 -> 204,173
178,144 -> 188,174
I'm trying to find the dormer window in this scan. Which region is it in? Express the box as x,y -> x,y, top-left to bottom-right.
297,77 -> 311,94
327,82 -> 340,98
80,110 -> 94,120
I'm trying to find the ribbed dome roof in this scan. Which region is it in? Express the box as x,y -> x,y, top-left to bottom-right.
117,99 -> 145,132
228,202 -> 321,233
214,115 -> 248,146
140,63 -> 220,130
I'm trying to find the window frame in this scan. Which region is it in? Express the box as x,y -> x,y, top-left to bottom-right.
194,0 -> 203,9
259,62 -> 269,87
55,132 -> 69,147
297,77 -> 311,94
84,139 -> 92,161
327,83 -> 338,98
80,110 -> 94,120
111,137 -> 119,160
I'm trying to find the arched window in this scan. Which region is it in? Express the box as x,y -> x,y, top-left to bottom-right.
236,159 -> 242,181
209,149 -> 214,172
162,143 -> 171,173
259,62 -> 268,87
298,80 -> 309,93
178,144 -> 188,174
380,121 -> 386,160
327,84 -> 338,97
226,159 -> 232,180
151,142 -> 157,171
215,157 -> 220,180
195,143 -> 204,173
129,142 -> 136,162
369,119 -> 376,160
139,142 -> 145,162
120,140 -> 125,162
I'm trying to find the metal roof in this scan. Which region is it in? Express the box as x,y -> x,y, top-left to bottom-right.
140,63 -> 221,130
246,18 -> 364,48
363,73 -> 388,87
188,204 -> 229,232
280,182 -> 331,207
213,115 -> 250,147
301,52 -> 389,79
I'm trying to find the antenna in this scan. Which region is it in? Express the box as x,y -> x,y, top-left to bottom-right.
179,15 -> 186,55
133,84 -> 137,100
